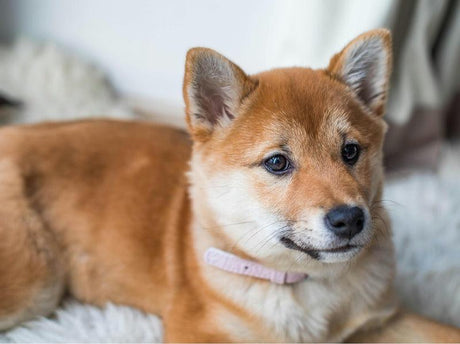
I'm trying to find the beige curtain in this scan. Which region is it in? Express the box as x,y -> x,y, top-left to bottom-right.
384,0 -> 460,172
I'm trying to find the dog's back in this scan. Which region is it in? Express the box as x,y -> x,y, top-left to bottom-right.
0,120 -> 191,329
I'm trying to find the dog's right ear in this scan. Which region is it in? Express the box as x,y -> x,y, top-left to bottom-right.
183,48 -> 257,141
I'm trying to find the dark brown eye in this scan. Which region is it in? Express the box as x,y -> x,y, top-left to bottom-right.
264,154 -> 291,175
341,143 -> 360,166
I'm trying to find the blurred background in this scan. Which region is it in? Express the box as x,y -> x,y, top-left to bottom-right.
0,0 -> 459,341
0,0 -> 459,172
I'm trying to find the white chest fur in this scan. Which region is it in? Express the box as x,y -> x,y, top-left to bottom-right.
200,243 -> 397,342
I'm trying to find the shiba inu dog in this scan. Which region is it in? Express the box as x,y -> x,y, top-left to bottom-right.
1,29 -> 459,342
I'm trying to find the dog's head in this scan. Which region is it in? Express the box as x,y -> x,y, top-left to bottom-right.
184,29 -> 392,270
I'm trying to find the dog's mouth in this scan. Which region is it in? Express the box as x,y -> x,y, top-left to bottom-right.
279,236 -> 361,260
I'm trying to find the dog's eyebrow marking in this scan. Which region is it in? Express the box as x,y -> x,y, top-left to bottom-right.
333,116 -> 351,135
246,141 -> 293,169
279,144 -> 292,155
325,107 -> 351,135
259,137 -> 291,157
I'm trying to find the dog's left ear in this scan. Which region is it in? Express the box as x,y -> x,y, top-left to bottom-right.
327,29 -> 392,117
183,48 -> 257,141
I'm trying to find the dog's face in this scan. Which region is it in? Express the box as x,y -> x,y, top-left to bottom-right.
184,30 -> 392,270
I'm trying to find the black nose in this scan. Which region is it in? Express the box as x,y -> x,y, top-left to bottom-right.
324,205 -> 365,239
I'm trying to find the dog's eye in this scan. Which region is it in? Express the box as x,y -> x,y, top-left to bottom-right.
341,143 -> 360,166
264,155 -> 291,175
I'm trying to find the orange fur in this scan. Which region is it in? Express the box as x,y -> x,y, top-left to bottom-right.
0,29 -> 459,342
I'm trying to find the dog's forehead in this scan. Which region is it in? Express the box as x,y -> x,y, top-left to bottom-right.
219,67 -> 387,164
241,68 -> 361,139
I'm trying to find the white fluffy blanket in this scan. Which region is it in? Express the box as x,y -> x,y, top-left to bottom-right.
0,39 -> 459,342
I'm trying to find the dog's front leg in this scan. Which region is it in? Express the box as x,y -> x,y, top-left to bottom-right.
162,299 -> 234,343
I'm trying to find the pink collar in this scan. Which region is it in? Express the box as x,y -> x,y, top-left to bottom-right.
204,247 -> 307,285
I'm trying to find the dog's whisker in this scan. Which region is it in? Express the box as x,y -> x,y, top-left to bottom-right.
229,220 -> 290,254
253,225 -> 291,255
201,220 -> 256,232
